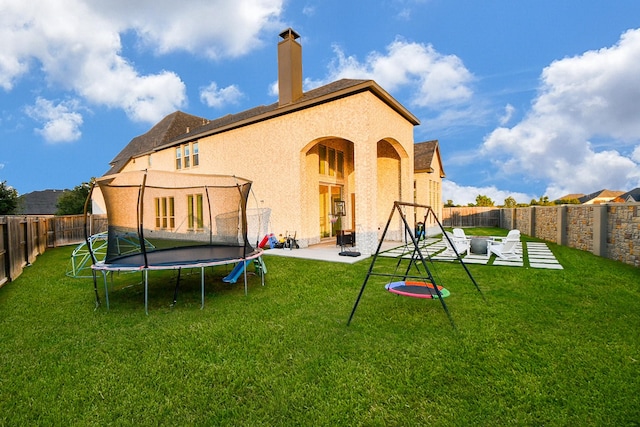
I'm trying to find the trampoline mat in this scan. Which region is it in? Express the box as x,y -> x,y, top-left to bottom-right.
385,281 -> 450,299
102,245 -> 260,269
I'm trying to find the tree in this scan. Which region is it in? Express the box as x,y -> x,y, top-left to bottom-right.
444,199 -> 456,207
554,198 -> 581,205
0,181 -> 19,215
475,194 -> 494,207
531,196 -> 553,206
56,181 -> 92,215
503,196 -> 517,208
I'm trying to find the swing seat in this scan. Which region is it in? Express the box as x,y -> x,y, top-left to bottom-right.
385,281 -> 450,299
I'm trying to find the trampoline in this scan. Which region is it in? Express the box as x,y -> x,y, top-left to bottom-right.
67,231 -> 155,278
87,170 -> 264,313
385,281 -> 450,299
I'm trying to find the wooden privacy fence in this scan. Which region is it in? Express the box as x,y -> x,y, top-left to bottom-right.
0,214 -> 107,287
46,214 -> 108,248
442,207 -> 501,227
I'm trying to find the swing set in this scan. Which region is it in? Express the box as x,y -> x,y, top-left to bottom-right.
347,201 -> 484,328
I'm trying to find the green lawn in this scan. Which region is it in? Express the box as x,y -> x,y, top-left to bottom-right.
1,230 -> 639,426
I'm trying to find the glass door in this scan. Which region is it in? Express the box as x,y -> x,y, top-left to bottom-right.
319,185 -> 330,238
319,185 -> 343,238
330,187 -> 343,236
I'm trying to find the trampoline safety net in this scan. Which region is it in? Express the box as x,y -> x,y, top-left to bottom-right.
95,170 -> 255,266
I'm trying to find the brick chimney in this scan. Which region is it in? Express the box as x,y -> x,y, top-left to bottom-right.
278,28 -> 302,106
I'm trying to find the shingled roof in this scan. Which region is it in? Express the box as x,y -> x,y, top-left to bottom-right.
157,78 -> 419,150
555,193 -> 586,202
614,187 -> 640,202
579,189 -> 625,204
107,111 -> 209,175
17,189 -> 66,215
108,79 -> 420,174
414,140 -> 445,177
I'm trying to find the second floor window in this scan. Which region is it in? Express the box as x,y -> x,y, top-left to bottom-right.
184,145 -> 190,168
319,144 -> 344,178
176,142 -> 199,170
193,142 -> 199,166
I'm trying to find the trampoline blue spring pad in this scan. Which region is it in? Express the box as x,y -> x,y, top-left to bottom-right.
385,281 -> 450,299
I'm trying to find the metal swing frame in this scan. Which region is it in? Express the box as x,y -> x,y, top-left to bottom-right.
347,201 -> 483,328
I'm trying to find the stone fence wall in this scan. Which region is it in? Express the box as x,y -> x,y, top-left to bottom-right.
443,203 -> 639,267
499,203 -> 639,267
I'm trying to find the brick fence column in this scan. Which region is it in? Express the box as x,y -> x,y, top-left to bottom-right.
593,205 -> 608,257
529,207 -> 536,237
558,205 -> 567,246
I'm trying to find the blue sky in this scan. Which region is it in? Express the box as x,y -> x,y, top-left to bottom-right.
2,0 -> 640,204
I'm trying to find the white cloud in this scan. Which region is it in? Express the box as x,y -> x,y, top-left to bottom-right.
0,0 -> 284,123
88,0 -> 284,59
326,38 -> 473,108
268,81 -> 279,97
396,8 -> 412,21
482,28 -> 640,197
632,145 -> 640,163
200,82 -> 244,108
308,37 -> 477,136
499,104 -> 515,126
25,97 -> 83,143
302,5 -> 316,16
442,180 -> 535,206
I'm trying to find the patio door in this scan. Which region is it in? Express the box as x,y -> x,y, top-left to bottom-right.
319,185 -> 343,238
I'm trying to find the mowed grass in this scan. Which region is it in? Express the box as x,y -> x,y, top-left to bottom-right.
0,230 -> 639,426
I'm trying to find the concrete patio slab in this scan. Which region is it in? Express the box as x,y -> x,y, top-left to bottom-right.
262,237 -> 564,270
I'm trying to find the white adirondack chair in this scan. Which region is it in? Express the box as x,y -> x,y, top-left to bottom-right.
443,231 -> 470,256
488,231 -> 520,260
491,229 -> 520,243
452,228 -> 472,244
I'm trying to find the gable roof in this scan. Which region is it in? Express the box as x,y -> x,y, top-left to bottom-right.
109,79 -> 420,174
158,79 -> 419,150
555,193 -> 585,202
17,189 -> 66,215
107,111 -> 209,175
579,189 -> 625,204
614,187 -> 640,202
414,140 -> 445,177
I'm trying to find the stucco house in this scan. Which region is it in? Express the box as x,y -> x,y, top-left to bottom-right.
614,188 -> 640,203
579,189 -> 625,205
413,140 -> 445,224
94,29 -> 445,255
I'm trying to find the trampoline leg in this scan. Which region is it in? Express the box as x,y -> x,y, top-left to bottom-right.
92,270 -> 101,309
172,268 -> 182,307
102,271 -> 110,310
144,269 -> 149,315
201,267 -> 205,309
243,260 -> 248,296
260,257 -> 265,287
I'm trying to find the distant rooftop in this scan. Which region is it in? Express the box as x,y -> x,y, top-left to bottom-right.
17,189 -> 66,215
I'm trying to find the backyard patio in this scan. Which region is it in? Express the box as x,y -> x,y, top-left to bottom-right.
0,228 -> 638,425
263,228 -> 563,269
